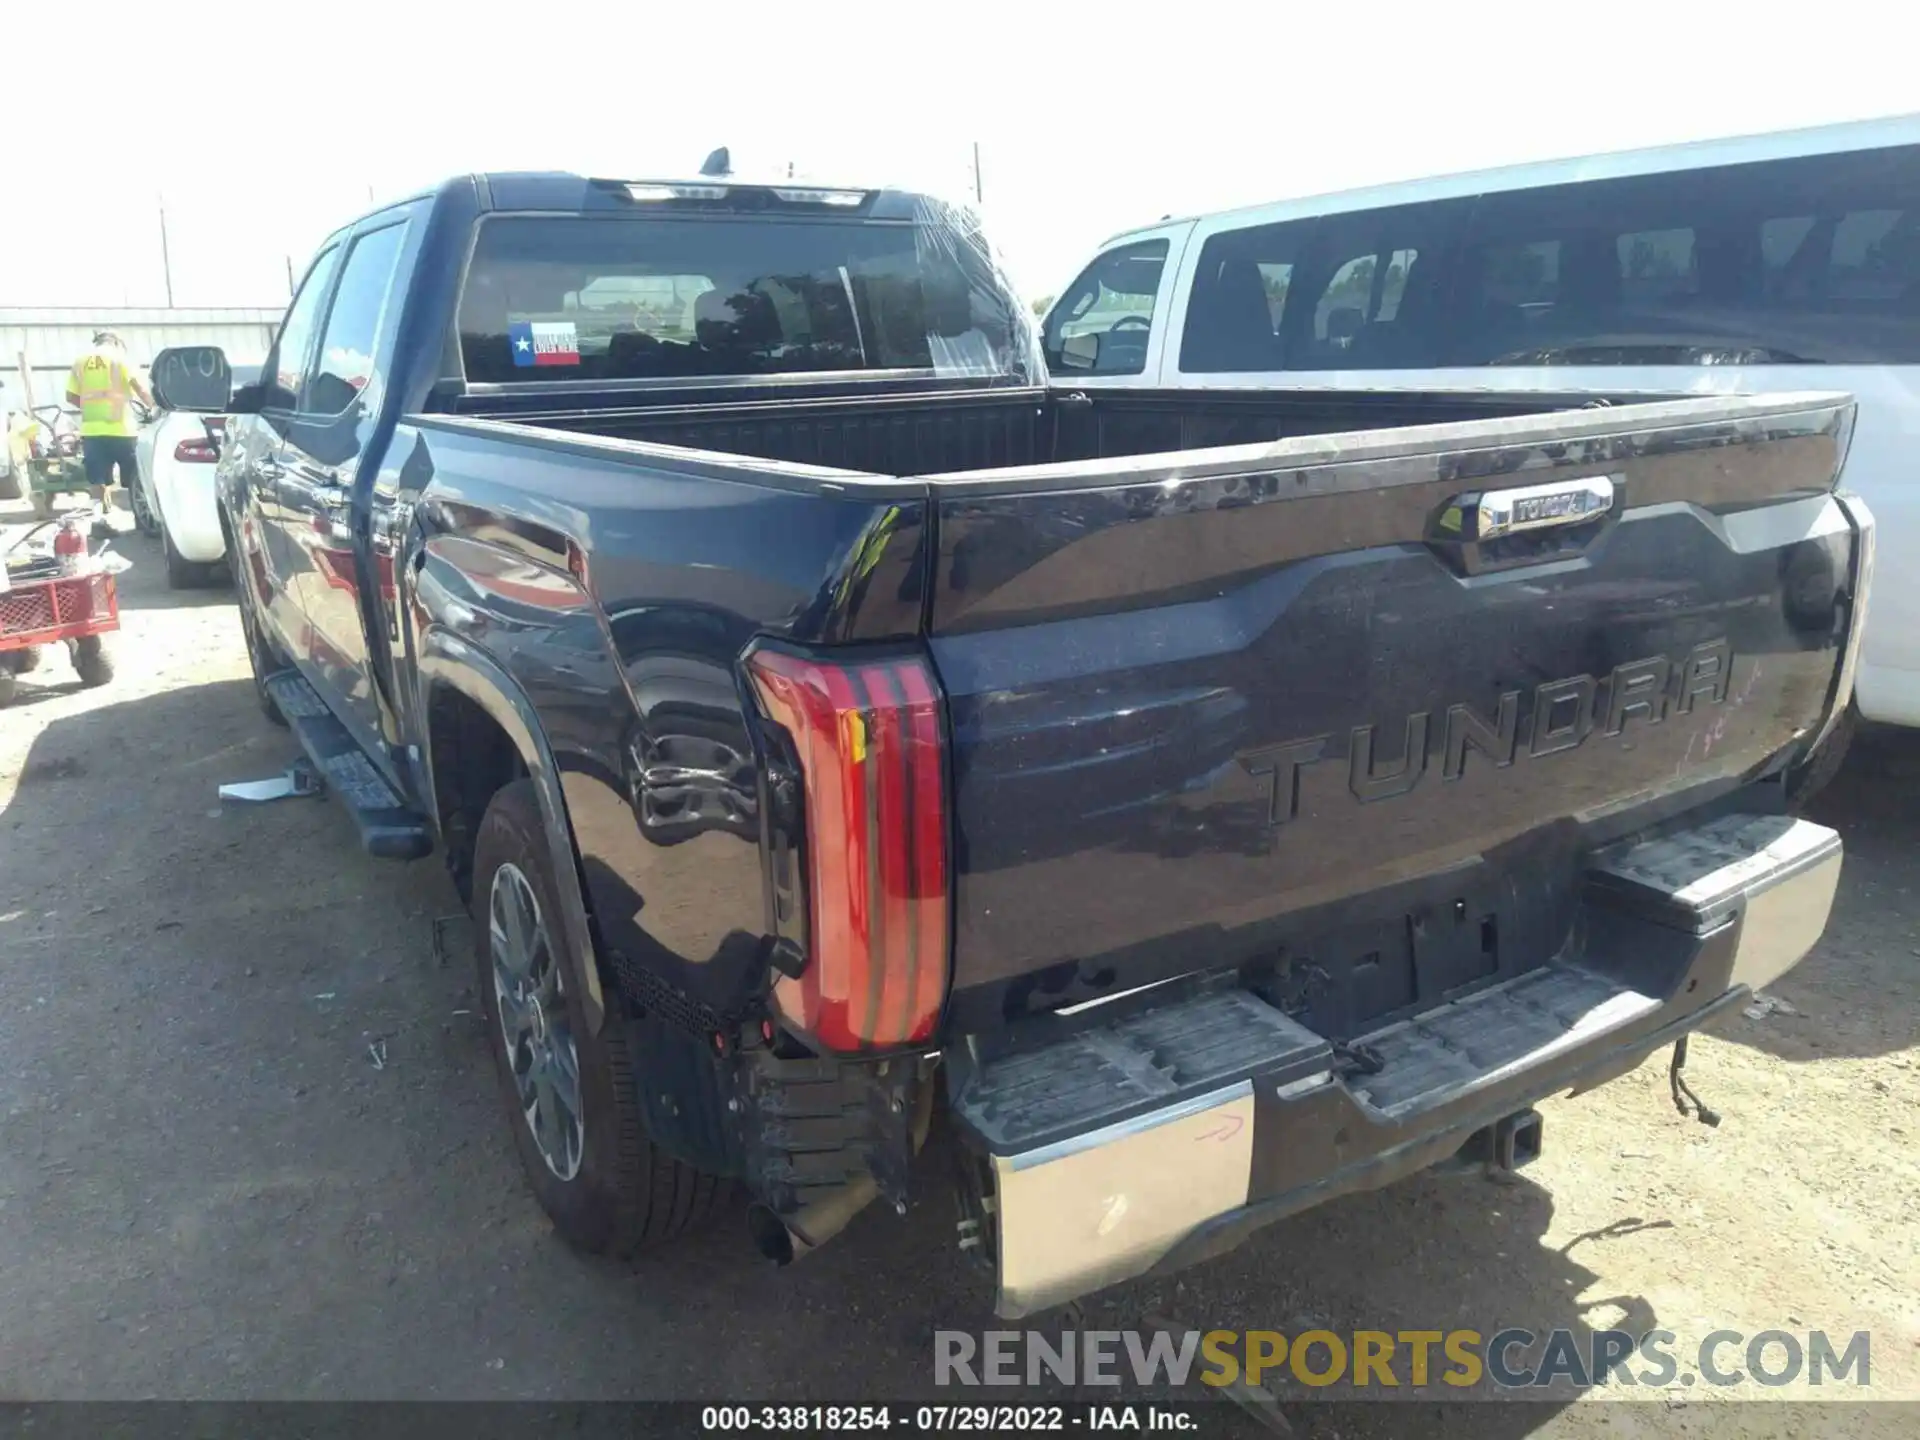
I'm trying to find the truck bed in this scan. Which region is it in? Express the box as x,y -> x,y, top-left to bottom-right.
458,381 -> 1664,478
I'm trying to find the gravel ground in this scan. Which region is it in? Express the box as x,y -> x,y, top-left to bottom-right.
1,501 -> 1916,1435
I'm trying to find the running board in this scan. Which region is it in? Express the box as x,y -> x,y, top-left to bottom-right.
264,671 -> 433,861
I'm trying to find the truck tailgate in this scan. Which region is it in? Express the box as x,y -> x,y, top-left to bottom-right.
923,392 -> 1862,1028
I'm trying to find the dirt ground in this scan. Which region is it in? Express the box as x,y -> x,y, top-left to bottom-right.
1,500 -> 1916,1435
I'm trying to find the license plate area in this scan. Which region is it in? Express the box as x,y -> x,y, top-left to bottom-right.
1248,860 -> 1575,1040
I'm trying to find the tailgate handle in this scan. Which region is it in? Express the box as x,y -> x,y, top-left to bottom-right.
1470,476 -> 1615,539
1431,473 -> 1621,576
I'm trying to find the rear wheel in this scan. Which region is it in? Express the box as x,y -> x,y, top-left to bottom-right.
70,635 -> 113,688
130,477 -> 160,538
164,528 -> 212,589
471,780 -> 730,1256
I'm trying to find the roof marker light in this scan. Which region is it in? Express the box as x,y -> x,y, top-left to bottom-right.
772,188 -> 866,207
625,183 -> 729,202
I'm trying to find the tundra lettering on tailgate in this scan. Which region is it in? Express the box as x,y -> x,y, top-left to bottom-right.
1246,639 -> 1733,826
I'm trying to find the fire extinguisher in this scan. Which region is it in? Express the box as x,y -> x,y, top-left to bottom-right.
53,516 -> 88,577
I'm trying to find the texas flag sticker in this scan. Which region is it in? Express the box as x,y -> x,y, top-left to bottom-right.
508,321 -> 580,367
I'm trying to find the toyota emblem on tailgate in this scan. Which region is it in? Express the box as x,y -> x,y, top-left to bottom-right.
1474,475 -> 1617,538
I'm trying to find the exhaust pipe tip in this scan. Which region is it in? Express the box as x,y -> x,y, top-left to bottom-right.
747,1203 -> 796,1266
746,1174 -> 880,1267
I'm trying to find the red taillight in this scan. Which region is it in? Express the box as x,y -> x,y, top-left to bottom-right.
173,437 -> 219,463
746,648 -> 949,1051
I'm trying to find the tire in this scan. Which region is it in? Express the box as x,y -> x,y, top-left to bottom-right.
164,528 -> 211,589
0,669 -> 15,708
131,477 -> 160,539
1786,700 -> 1857,812
70,635 -> 113,688
471,779 -> 730,1257
237,577 -> 288,726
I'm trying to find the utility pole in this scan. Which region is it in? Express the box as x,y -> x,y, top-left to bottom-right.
972,141 -> 983,204
286,255 -> 296,295
158,194 -> 175,307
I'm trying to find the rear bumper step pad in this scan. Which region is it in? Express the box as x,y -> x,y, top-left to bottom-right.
950,988 -> 1329,1158
265,671 -> 432,861
950,813 -> 1842,1317
1351,963 -> 1655,1118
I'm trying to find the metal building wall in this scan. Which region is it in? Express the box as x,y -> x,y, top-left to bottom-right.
1,308 -> 281,411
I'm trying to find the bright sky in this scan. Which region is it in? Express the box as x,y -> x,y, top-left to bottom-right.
3,0 -> 1914,312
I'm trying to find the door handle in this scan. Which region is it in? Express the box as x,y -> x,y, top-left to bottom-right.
255,457 -> 284,482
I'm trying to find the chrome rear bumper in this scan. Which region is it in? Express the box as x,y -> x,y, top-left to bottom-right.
956,814 -> 1841,1318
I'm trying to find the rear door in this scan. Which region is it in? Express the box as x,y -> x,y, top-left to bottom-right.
922,392 -> 1861,1031
277,217 -> 413,755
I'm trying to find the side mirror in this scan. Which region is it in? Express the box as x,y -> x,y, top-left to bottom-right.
1059,332 -> 1100,369
150,345 -> 233,413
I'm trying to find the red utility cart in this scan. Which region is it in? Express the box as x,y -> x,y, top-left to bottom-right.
0,520 -> 120,706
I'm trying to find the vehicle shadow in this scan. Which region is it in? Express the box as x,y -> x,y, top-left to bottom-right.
0,676 -> 280,860
619,1146 -> 1645,1430
108,563 -> 235,612
0,666 -> 90,711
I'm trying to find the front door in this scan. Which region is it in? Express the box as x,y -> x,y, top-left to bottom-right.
277,219 -> 413,758
245,245 -> 341,654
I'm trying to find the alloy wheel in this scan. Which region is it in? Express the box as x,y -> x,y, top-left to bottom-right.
489,861 -> 584,1181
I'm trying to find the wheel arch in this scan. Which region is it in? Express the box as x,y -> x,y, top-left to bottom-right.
418,627 -> 610,1034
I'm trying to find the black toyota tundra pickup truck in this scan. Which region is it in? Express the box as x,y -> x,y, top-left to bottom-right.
150,166 -> 1872,1318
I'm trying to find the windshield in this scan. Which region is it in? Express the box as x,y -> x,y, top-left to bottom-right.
458,209 -> 1033,385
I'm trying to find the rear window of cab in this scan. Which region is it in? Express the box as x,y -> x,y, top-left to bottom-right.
457,213 -> 1027,384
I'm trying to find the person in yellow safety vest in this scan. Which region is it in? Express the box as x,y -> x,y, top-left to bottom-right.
64,330 -> 154,535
